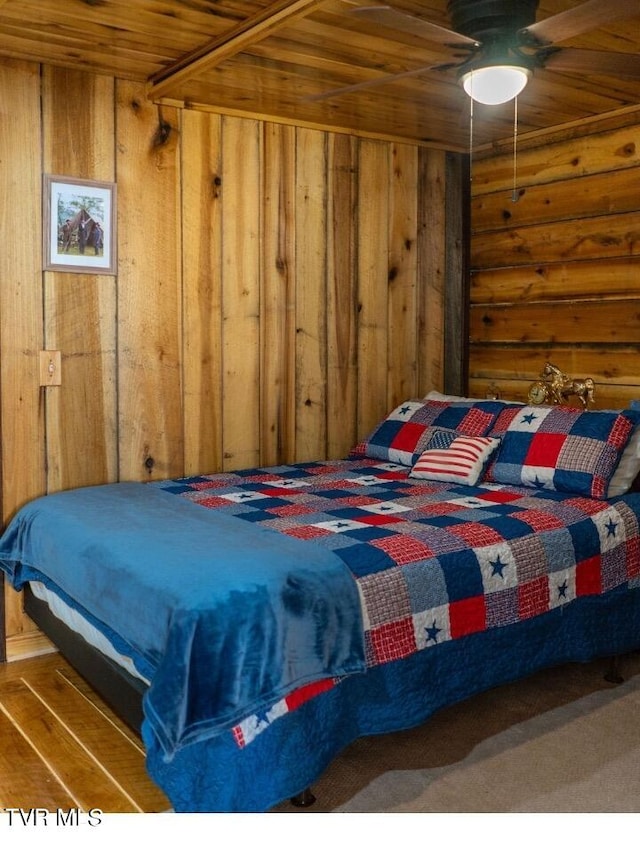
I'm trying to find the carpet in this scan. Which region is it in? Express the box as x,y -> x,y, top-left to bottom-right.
273,651 -> 640,813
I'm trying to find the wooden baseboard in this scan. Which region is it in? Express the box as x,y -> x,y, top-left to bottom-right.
6,629 -> 57,662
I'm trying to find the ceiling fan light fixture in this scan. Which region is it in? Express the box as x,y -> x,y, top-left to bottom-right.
461,64 -> 530,105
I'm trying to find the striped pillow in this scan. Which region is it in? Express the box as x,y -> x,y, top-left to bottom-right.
410,430 -> 501,486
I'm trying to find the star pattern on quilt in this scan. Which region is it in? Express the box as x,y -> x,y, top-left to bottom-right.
425,620 -> 442,644
532,475 -> 549,489
605,518 -> 618,537
490,555 -> 508,578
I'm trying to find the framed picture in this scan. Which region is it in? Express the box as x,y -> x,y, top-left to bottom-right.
43,175 -> 117,274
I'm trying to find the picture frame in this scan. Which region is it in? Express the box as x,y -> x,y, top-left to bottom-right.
43,175 -> 117,274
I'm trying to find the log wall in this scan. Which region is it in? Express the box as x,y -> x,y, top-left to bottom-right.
0,60 -> 453,657
468,114 -> 640,408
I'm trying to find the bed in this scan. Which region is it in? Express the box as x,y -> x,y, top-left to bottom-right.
2,389 -> 640,812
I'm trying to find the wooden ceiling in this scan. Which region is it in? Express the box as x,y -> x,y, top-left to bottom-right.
1,0 -> 639,150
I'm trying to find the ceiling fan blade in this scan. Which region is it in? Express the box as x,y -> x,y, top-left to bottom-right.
521,0 -> 640,47
304,61 -> 451,102
544,48 -> 640,81
348,5 -> 478,48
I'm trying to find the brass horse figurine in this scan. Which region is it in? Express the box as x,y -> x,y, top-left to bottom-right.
542,362 -> 595,409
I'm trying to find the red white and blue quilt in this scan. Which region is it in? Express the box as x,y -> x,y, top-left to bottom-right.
155,455 -> 640,747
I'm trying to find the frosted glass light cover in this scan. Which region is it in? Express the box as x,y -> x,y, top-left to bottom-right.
462,66 -> 529,105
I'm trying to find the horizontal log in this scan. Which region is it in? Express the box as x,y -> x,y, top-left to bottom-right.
468,344 -> 640,386
472,168 -> 640,234
471,211 -> 640,269
470,299 -> 640,345
470,258 -> 640,305
471,123 -> 640,196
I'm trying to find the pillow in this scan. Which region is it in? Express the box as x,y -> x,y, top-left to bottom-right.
607,424 -> 640,496
425,391 -> 480,402
410,430 -> 501,486
426,390 -> 523,404
353,398 -> 507,466
608,398 -> 640,496
489,405 -> 640,498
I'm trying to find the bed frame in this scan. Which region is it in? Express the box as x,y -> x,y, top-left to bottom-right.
23,585 -> 317,806
24,585 -> 146,732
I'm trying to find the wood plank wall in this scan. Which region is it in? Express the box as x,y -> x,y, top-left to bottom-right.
0,60 -> 453,657
468,113 -> 640,409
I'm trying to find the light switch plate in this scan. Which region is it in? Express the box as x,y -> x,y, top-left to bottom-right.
39,350 -> 62,386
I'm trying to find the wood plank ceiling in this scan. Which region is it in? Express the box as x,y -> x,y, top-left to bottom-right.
0,0 -> 639,150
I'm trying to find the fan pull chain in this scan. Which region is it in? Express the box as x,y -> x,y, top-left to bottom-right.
511,96 -> 519,203
469,92 -> 474,187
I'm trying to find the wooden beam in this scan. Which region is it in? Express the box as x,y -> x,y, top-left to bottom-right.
147,0 -> 329,101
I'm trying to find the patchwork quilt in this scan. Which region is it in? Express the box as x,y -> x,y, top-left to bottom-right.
155,455 -> 640,746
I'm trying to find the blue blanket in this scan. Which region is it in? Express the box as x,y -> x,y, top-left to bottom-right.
0,482 -> 365,757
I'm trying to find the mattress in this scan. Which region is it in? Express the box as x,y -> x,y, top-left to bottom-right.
28,580 -> 149,685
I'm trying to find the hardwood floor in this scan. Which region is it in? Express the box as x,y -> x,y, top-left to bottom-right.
0,653 -> 170,812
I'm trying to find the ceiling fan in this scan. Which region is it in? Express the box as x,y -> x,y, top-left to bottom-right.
309,0 -> 640,106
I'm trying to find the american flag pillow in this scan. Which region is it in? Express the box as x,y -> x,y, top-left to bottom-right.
410,430 -> 501,486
